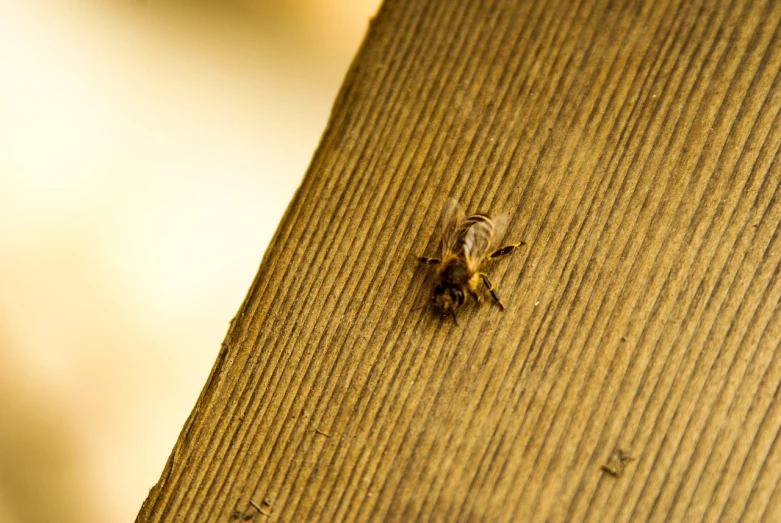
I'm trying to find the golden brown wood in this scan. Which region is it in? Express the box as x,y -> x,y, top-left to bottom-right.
137,0 -> 781,520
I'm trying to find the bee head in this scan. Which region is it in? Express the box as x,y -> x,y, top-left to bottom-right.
432,284 -> 465,324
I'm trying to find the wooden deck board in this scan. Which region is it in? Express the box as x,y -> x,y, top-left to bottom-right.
137,0 -> 781,520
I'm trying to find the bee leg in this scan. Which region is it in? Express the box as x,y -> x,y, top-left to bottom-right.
468,289 -> 481,303
418,256 -> 441,265
487,241 -> 525,260
479,273 -> 505,311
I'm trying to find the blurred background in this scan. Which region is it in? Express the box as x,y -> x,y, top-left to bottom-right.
0,1 -> 380,521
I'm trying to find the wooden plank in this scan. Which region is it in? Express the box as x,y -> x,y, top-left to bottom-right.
137,0 -> 781,520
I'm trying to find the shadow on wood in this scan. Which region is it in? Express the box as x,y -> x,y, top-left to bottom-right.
138,0 -> 781,521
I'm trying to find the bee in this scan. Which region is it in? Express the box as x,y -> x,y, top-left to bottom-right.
418,198 -> 523,324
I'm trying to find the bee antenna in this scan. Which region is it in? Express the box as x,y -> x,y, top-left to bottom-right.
450,310 -> 458,326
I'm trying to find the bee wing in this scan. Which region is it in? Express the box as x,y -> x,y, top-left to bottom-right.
440,197 -> 465,257
464,212 -> 510,269
463,221 -> 490,269
490,213 -> 510,247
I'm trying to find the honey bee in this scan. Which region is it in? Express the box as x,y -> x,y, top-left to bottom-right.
418,198 -> 523,324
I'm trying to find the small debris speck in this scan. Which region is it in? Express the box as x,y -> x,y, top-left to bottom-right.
602,448 -> 635,477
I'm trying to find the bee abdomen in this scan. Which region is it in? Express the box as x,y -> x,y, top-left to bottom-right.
457,213 -> 494,251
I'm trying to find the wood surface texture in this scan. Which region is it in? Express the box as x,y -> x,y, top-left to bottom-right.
137,0 -> 781,521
